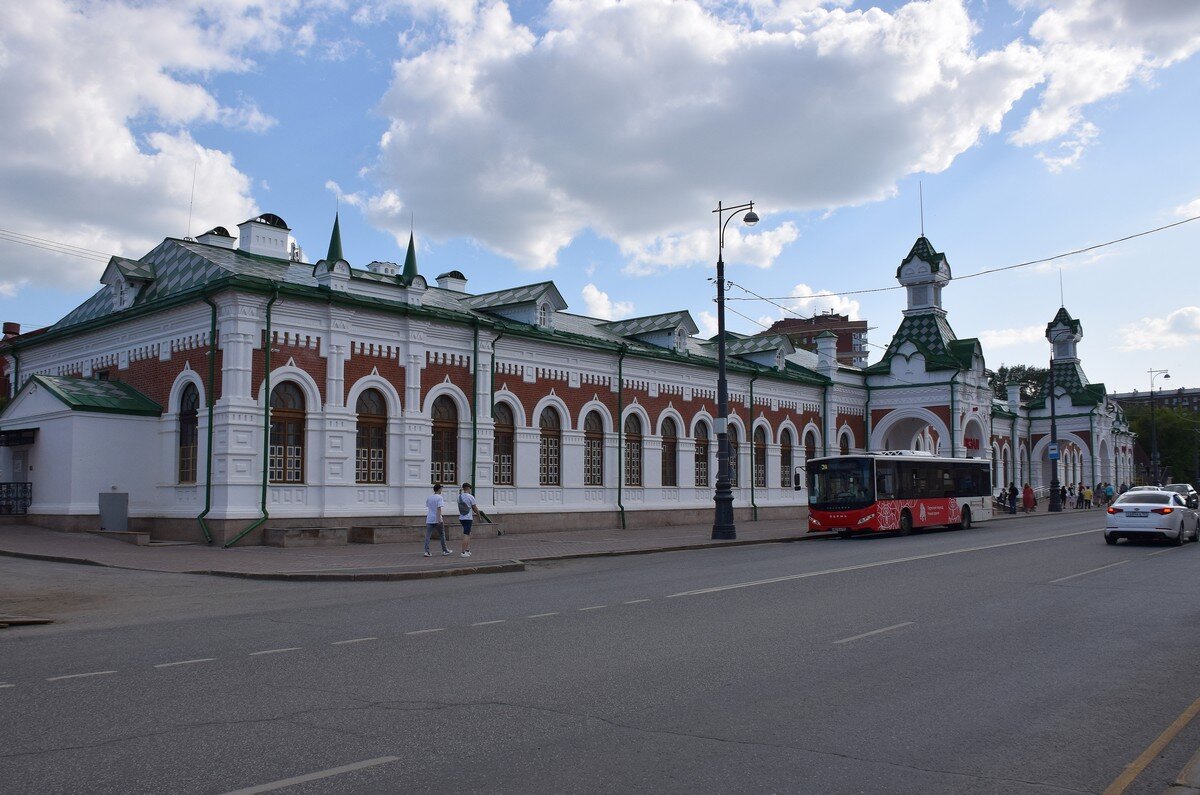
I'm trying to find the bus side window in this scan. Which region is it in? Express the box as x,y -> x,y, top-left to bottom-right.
876,462 -> 897,500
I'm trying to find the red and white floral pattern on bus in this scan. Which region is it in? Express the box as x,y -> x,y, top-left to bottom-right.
876,498 -> 962,531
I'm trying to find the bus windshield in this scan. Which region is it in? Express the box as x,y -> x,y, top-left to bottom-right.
808,457 -> 874,509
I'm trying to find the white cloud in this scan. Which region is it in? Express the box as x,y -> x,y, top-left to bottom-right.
581,283 -> 634,320
1012,0 -> 1200,167
1177,197 -> 1200,218
696,310 -> 718,338
978,324 -> 1045,349
1118,306 -> 1200,351
780,284 -> 861,320
367,0 -> 1045,271
0,1 -> 304,291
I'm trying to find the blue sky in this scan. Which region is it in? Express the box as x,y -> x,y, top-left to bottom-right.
1,0 -> 1198,393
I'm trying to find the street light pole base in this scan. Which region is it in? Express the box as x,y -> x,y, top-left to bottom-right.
711,526 -> 736,540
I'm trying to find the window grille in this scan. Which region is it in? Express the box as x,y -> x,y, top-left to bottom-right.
661,418 -> 678,487
624,415 -> 643,487
584,411 -> 603,486
539,407 -> 561,486
493,402 -> 515,486
178,383 -> 199,483
780,429 -> 793,488
431,396 -> 458,485
694,423 -> 709,487
355,389 -> 388,484
269,382 -> 305,484
753,426 -> 767,488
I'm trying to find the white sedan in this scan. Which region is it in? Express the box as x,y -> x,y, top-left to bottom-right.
1105,490 -> 1198,545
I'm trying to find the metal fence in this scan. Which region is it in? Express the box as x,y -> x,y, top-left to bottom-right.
0,482 -> 32,515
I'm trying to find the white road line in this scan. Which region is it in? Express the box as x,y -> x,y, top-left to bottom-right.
46,670 -> 117,682
0,683 -> 14,688
579,605 -> 608,611
471,620 -> 506,626
154,658 -> 215,668
624,599 -> 651,604
669,529 -> 1099,598
405,628 -> 444,636
331,637 -> 377,645
1148,546 -> 1185,557
222,755 -> 401,795
834,622 -> 914,645
249,648 -> 301,656
1050,560 -> 1130,584
528,612 -> 559,619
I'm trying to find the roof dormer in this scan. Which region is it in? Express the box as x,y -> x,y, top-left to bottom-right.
601,311 -> 699,354
237,213 -> 291,259
466,282 -> 568,329
100,256 -> 156,311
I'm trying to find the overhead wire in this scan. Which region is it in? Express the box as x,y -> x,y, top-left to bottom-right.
0,228 -> 113,263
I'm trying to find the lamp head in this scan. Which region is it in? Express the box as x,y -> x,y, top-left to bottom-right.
743,210 -> 759,227
1164,373 -> 1171,380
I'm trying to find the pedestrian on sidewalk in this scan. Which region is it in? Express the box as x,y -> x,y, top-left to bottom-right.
1008,483 -> 1018,515
457,482 -> 478,558
1083,485 -> 1093,509
1105,483 -> 1115,505
1022,483 -> 1035,513
424,483 -> 451,557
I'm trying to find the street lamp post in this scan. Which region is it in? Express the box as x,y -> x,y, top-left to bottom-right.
711,200 -> 759,541
1149,368 -> 1170,484
1048,359 -> 1062,512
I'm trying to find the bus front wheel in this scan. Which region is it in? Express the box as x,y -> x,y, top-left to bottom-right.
898,510 -> 913,536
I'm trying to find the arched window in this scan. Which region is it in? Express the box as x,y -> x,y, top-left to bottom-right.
431,395 -> 458,484
540,407 -> 562,486
355,389 -> 387,484
584,410 -> 604,486
840,433 -> 850,456
694,422 -> 709,487
727,426 -> 739,487
804,430 -> 818,469
178,383 -> 200,483
269,382 -> 305,483
624,415 -> 643,487
493,402 -> 515,486
661,418 -> 678,488
753,426 -> 767,488
780,428 -> 793,489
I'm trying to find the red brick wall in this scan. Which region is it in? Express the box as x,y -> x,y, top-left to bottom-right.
344,352 -> 406,407
117,346 -> 223,408
251,335 -> 327,404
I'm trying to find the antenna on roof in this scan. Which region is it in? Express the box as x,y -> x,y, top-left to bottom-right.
919,181 -> 925,238
186,160 -> 198,239
1059,267 -> 1064,307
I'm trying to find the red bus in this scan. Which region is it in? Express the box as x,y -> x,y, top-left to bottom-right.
806,452 -> 993,537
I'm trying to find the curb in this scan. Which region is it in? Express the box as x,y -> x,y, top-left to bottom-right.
187,561 -> 526,581
0,549 -> 106,567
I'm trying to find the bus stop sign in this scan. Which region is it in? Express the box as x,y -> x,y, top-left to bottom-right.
1048,442 -> 1059,460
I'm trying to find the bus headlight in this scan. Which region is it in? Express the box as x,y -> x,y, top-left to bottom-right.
857,513 -> 875,525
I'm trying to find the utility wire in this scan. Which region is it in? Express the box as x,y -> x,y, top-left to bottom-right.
727,214 -> 1200,302
0,228 -> 112,263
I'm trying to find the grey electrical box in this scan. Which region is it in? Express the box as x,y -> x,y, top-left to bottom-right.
99,492 -> 129,532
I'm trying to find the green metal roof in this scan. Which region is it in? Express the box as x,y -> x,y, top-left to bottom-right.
326,213 -> 345,263
30,375 -> 162,416
1046,306 -> 1082,337
1026,360 -> 1106,409
896,236 -> 947,277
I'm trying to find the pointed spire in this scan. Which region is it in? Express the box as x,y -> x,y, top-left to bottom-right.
326,212 -> 344,263
401,231 -> 418,284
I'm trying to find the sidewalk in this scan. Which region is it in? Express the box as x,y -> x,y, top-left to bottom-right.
0,501 -> 1089,582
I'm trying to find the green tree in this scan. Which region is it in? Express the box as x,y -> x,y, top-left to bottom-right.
1123,405 -> 1200,484
987,364 -> 1050,400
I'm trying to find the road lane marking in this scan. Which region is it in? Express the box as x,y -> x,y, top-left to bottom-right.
1050,560 -> 1130,584
471,620 -> 506,626
1103,693 -> 1200,795
405,628 -> 444,636
624,599 -> 651,604
1148,546 -> 1185,557
669,529 -> 1099,598
834,622 -> 913,645
579,605 -> 607,611
249,648 -> 300,656
223,755 -> 401,795
331,638 -> 377,645
46,670 -> 117,681
528,612 -> 559,619
0,683 -> 14,688
154,658 -> 216,668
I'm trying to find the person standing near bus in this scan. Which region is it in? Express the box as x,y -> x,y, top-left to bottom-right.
1022,483 -> 1035,513
1007,483 -> 1018,515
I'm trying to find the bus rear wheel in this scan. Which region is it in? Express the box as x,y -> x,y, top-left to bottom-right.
955,507 -> 972,530
897,510 -> 913,536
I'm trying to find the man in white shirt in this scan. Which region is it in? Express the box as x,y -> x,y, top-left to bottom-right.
424,483 -> 451,557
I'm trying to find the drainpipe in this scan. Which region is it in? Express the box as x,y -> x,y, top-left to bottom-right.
949,371 -> 958,458
224,287 -> 278,548
471,319 -> 479,487
864,384 -> 872,453
749,371 -> 758,521
194,293 -> 217,544
489,330 -> 505,412
821,383 -> 830,456
616,345 -> 627,529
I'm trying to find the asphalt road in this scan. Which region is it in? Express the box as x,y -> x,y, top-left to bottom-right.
3,511 -> 1200,794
